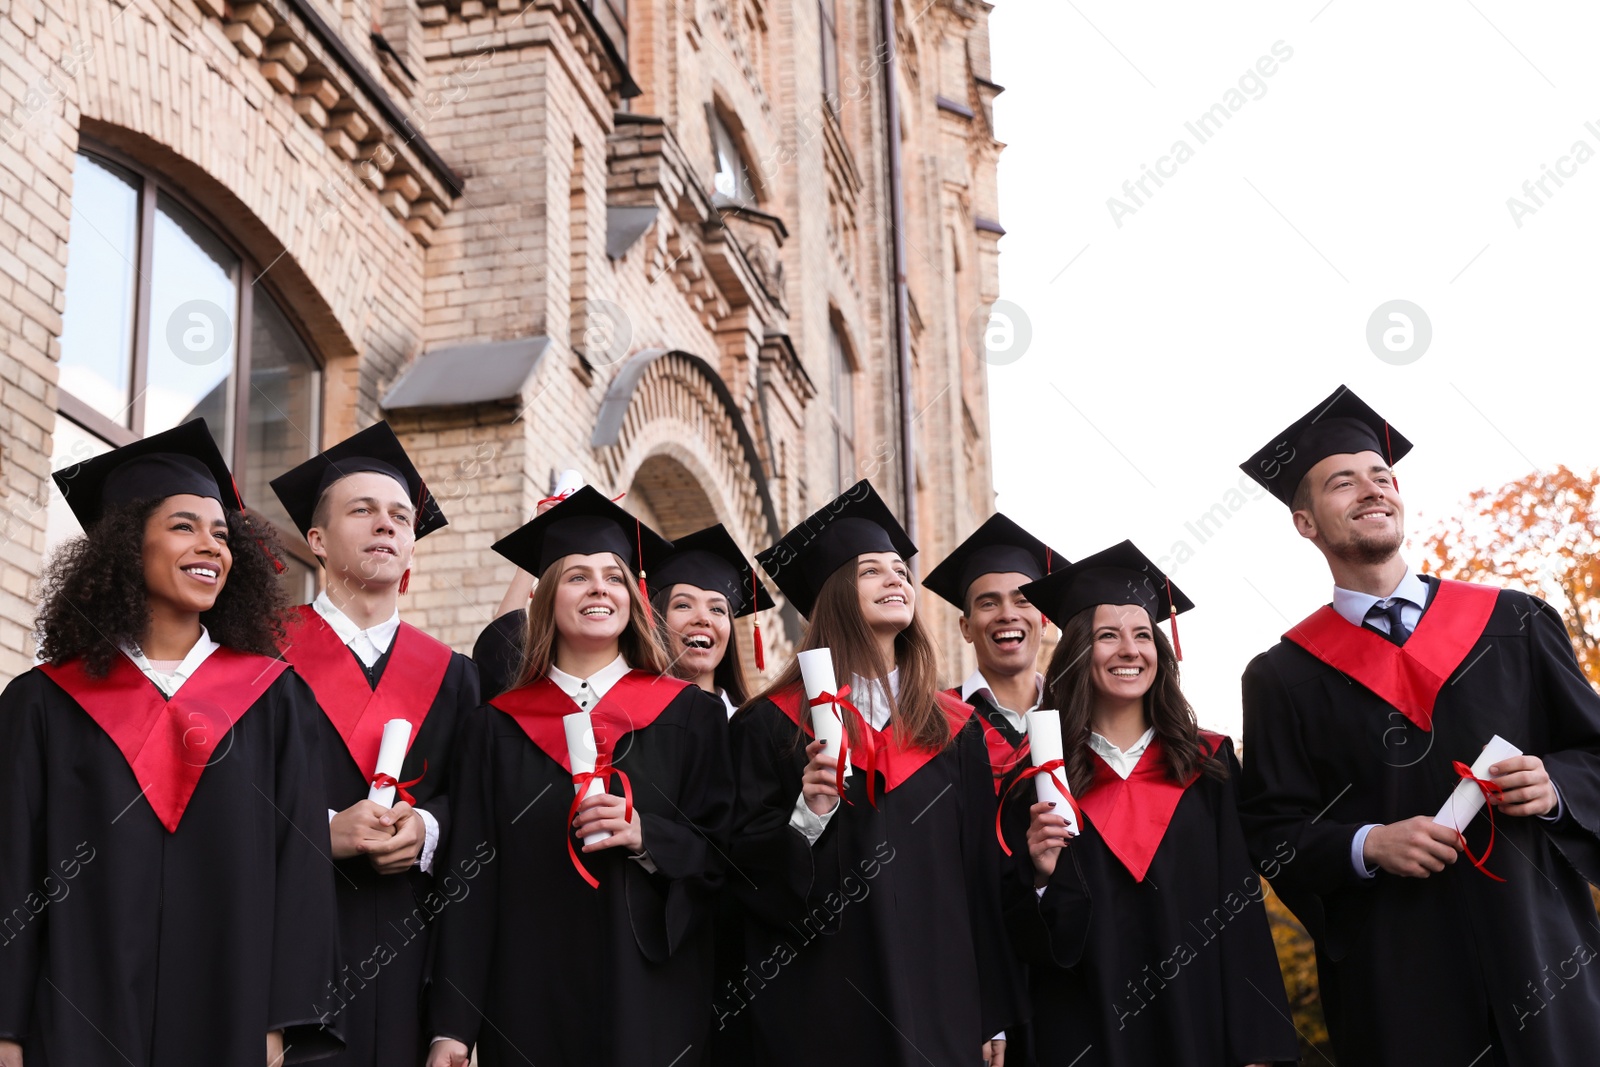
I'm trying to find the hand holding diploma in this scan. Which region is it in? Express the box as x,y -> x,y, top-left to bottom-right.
800,736 -> 842,816
565,710 -> 611,847
798,648 -> 852,773
1024,710 -> 1079,834
1021,710 -> 1079,886
573,791 -> 643,852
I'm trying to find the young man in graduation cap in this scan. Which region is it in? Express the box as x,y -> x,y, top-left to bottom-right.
0,419 -> 341,1066
1236,385 -> 1600,1067
270,422 -> 480,1067
924,513 -> 1064,785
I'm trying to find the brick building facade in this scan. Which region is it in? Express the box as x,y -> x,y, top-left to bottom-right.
0,0 -> 1006,683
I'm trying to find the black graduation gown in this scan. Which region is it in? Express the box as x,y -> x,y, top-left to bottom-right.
1238,577 -> 1600,1066
0,655 -> 342,1065
472,609 -> 526,701
726,689 -> 1021,1067
948,685 -> 1035,1064
427,674 -> 732,1066
282,606 -> 480,1067
1001,737 -> 1298,1067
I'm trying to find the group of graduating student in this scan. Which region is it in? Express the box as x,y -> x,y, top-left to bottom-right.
3,383 -> 1600,1067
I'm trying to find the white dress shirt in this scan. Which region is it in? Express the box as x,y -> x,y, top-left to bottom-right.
960,670 -> 1043,735
312,591 -> 401,669
790,669 -> 899,844
1088,726 -> 1156,780
719,689 -> 739,720
120,627 -> 220,697
1332,562 -> 1559,878
549,655 -> 656,871
314,593 -> 438,874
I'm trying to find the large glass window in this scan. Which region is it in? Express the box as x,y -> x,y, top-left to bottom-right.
56,155 -> 140,425
829,323 -> 856,494
49,146 -> 322,602
711,111 -> 758,206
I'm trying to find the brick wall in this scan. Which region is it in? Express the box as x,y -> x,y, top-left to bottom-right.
0,0 -> 1004,685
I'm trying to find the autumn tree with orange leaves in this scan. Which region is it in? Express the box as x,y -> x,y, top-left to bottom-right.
1421,464 -> 1600,687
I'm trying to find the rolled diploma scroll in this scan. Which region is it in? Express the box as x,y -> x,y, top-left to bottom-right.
367,719 -> 414,806
1025,709 -> 1079,836
553,468 -> 585,497
564,709 -> 611,846
798,648 -> 852,775
1434,734 -> 1523,833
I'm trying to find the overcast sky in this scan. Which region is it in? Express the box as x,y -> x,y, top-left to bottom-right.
985,0 -> 1600,737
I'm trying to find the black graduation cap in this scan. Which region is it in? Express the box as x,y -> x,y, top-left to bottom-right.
647,524 -> 774,619
922,512 -> 1064,612
268,421 -> 446,540
755,479 -> 916,618
491,485 -> 671,577
53,418 -> 242,531
1018,540 -> 1194,658
1240,385 -> 1413,508
648,523 -> 776,669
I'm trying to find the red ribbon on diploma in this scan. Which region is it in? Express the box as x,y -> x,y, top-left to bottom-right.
370,761 -> 427,807
567,760 -> 635,889
810,686 -> 879,808
997,758 -> 1083,858
1450,760 -> 1507,883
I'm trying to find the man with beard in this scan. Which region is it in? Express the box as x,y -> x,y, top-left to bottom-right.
1236,385 -> 1600,1067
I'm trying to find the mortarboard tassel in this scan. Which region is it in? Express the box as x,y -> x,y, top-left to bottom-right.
636,519 -> 654,629
1384,421 -> 1400,494
751,566 -> 765,670
1166,576 -> 1182,661
398,568 -> 410,595
1039,548 -> 1053,630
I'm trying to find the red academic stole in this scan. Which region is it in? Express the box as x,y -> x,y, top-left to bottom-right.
1078,731 -> 1226,883
39,650 -> 288,832
1283,579 -> 1500,732
489,670 -> 691,771
771,685 -> 975,793
281,604 -> 453,780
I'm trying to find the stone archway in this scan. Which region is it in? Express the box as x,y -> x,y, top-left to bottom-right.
592,347 -> 795,673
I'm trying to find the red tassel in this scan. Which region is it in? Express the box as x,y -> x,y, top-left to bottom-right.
751,567 -> 765,669
636,519 -> 654,629
398,568 -> 410,595
1166,577 -> 1182,661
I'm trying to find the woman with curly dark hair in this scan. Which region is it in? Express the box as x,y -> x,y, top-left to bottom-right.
1000,540 -> 1297,1067
0,419 -> 342,1067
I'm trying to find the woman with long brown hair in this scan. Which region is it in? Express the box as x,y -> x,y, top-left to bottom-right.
728,481 -> 1020,1067
1003,541 -> 1296,1067
426,488 -> 733,1067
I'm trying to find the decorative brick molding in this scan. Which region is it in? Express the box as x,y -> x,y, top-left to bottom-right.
211,0 -> 459,244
